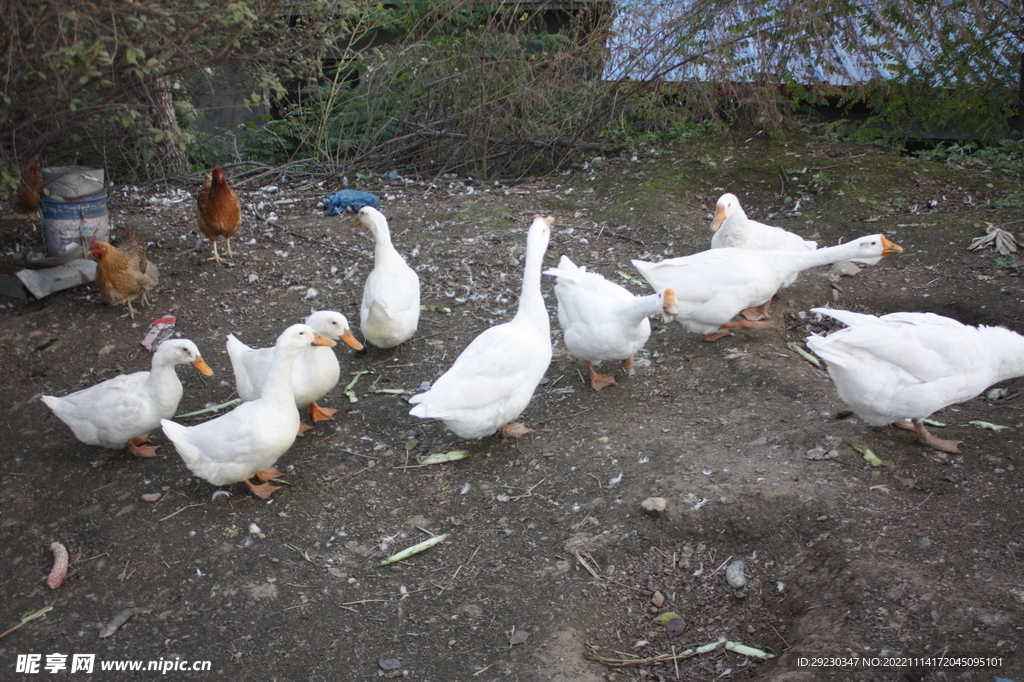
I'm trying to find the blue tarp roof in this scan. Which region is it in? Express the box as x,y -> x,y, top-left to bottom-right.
601,1 -> 974,86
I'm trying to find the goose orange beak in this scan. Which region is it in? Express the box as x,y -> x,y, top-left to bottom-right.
339,329 -> 364,351
881,235 -> 904,256
662,288 -> 679,318
709,203 -> 727,232
192,357 -> 214,376
312,333 -> 337,347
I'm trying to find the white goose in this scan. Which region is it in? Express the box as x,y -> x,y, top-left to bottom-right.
807,308 -> 1024,453
632,234 -> 903,341
544,254 -> 677,390
42,340 -> 212,457
226,310 -> 363,430
709,192 -> 817,318
409,216 -> 554,439
353,206 -> 421,348
161,324 -> 336,498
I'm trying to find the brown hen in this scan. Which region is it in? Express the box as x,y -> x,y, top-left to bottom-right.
196,166 -> 241,263
88,230 -> 159,319
12,156 -> 43,220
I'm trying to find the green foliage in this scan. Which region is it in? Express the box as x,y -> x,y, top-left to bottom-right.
241,0 -> 618,178
994,255 -> 1020,269
915,140 -> 1024,177
0,0 -> 367,179
7,0 -> 1022,181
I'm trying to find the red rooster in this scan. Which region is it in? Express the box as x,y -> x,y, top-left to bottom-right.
196,166 -> 241,263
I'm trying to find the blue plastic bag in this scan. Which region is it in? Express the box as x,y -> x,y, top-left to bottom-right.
325,190 -> 381,216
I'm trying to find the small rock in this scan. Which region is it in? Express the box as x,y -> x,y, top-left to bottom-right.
919,537 -> 932,548
831,261 -> 863,277
748,436 -> 767,446
459,603 -> 483,619
725,560 -> 747,588
378,658 -> 401,671
597,436 -> 610,444
140,493 -> 162,503
666,617 -> 687,638
641,497 -> 667,515
651,591 -> 665,608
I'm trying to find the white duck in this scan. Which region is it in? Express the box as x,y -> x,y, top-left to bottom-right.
807,308 -> 1024,453
709,192 -> 817,318
226,311 -> 363,431
544,254 -> 678,390
161,324 -> 336,498
353,206 -> 421,348
632,234 -> 903,342
42,340 -> 212,457
409,216 -> 554,439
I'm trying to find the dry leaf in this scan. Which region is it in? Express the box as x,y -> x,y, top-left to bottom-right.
509,629 -> 530,646
99,608 -> 140,638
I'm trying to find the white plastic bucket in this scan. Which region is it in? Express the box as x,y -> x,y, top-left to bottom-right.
39,167 -> 110,257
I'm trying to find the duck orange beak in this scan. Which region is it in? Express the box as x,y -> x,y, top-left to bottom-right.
312,333 -> 337,347
192,357 -> 214,376
339,329 -> 364,351
881,235 -> 904,256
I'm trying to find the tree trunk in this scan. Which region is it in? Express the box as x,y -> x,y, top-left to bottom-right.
1018,52 -> 1024,133
152,75 -> 189,175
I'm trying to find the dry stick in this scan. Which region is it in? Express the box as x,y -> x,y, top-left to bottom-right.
471,662 -> 496,677
0,605 -> 55,640
708,555 -> 734,579
450,544 -> 483,584
573,224 -> 645,246
158,503 -> 203,522
588,648 -> 704,668
575,552 -> 602,581
404,121 -> 612,152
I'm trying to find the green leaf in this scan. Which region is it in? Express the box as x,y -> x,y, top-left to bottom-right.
415,451 -> 469,465
379,534 -> 449,566
851,444 -> 886,467
655,611 -> 683,626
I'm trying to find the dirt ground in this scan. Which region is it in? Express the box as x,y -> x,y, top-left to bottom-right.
1,132 -> 1023,682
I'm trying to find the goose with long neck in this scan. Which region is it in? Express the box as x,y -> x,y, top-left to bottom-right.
709,192 -> 817,319
545,254 -> 677,390
162,324 -> 336,498
808,308 -> 1024,453
409,216 -> 554,439
632,234 -> 903,341
353,206 -> 420,348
